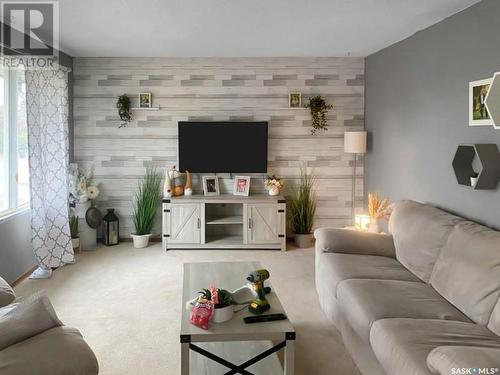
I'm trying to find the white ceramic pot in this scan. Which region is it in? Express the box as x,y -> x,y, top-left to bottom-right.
470,177 -> 478,187
131,233 -> 151,248
71,238 -> 80,252
268,187 -> 280,196
294,233 -> 314,248
368,218 -> 381,233
212,305 -> 234,323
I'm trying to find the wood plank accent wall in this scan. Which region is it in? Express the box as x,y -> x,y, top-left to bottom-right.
73,57 -> 365,237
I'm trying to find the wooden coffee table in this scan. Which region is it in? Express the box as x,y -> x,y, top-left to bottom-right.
180,261 -> 296,374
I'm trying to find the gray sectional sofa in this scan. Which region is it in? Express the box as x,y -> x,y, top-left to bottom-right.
0,277 -> 98,375
315,200 -> 500,375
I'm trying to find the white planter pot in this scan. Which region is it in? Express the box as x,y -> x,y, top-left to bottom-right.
71,238 -> 80,252
212,305 -> 234,323
268,187 -> 280,196
294,233 -> 314,248
131,233 -> 151,248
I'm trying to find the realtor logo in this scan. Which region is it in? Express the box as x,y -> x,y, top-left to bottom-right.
0,1 -> 58,67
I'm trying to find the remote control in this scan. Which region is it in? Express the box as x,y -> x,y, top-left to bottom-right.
244,313 -> 287,324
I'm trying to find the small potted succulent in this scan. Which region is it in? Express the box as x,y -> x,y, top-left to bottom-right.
264,175 -> 284,196
69,214 -> 80,252
199,288 -> 234,323
132,167 -> 162,248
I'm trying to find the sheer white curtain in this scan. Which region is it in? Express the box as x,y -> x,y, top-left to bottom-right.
26,67 -> 74,278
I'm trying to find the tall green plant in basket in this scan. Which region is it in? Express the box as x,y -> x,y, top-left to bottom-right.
133,168 -> 162,235
290,167 -> 316,234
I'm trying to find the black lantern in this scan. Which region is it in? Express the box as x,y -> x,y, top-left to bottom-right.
102,209 -> 119,246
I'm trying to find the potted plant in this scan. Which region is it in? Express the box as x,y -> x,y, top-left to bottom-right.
367,193 -> 391,233
117,94 -> 132,128
69,214 -> 80,252
132,167 -> 162,248
264,175 -> 284,196
290,167 -> 316,248
305,95 -> 333,135
199,288 -> 234,323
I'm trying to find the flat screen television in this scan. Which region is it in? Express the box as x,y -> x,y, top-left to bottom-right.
178,121 -> 268,173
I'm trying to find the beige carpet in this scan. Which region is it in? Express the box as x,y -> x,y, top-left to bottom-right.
15,243 -> 360,375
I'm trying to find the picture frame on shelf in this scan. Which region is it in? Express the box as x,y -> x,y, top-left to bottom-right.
289,92 -> 301,108
202,176 -> 220,196
469,78 -> 493,126
233,176 -> 251,196
139,92 -> 152,108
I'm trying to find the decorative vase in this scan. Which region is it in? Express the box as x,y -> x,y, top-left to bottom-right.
212,305 -> 234,323
268,186 -> 280,196
294,233 -> 314,248
131,233 -> 151,248
470,176 -> 478,187
368,218 -> 381,233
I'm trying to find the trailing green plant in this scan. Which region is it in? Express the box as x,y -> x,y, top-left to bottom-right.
199,288 -> 233,308
290,166 -> 316,234
69,215 -> 79,239
132,167 -> 162,235
117,94 -> 132,128
305,95 -> 333,135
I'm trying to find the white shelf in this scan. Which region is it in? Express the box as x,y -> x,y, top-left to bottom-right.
206,215 -> 243,225
205,235 -> 243,246
131,106 -> 160,111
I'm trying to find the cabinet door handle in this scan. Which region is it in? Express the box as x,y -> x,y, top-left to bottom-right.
248,218 -> 253,229
197,218 -> 201,229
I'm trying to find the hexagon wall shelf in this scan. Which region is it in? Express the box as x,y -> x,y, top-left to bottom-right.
452,144 -> 500,190
485,72 -> 500,130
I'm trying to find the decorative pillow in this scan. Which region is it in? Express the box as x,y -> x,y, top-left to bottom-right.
0,276 -> 15,307
0,292 -> 62,350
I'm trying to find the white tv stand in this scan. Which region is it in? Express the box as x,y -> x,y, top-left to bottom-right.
162,194 -> 286,251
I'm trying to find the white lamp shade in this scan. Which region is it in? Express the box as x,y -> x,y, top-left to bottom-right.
344,131 -> 367,154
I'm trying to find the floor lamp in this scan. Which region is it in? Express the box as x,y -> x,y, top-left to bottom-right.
344,131 -> 367,223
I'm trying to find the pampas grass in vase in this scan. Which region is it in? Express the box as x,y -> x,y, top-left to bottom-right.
367,193 -> 391,233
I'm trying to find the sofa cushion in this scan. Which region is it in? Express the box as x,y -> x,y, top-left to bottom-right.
389,201 -> 463,282
427,346 -> 500,375
0,292 -> 62,350
430,221 -> 500,327
0,326 -> 99,375
317,253 -> 420,298
337,279 -> 471,344
0,277 -> 15,308
370,319 -> 500,375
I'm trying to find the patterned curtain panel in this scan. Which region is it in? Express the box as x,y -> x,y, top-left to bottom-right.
26,68 -> 74,277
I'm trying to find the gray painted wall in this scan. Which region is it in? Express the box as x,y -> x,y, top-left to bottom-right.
0,212 -> 35,283
365,0 -> 500,229
73,57 -> 365,237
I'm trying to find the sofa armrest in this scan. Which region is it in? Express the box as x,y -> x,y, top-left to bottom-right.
427,346 -> 500,374
0,276 -> 15,308
314,228 -> 396,258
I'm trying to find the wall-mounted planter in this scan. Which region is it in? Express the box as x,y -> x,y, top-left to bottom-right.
452,144 -> 500,190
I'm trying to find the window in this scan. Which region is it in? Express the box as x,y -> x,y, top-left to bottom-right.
0,69 -> 29,216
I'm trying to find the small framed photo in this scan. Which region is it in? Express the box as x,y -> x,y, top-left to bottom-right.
139,92 -> 152,108
233,176 -> 250,196
469,78 -> 493,126
289,92 -> 301,108
203,176 -> 220,196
